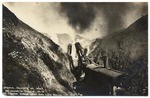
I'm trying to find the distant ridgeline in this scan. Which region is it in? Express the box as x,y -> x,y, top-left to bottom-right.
2,4 -> 148,96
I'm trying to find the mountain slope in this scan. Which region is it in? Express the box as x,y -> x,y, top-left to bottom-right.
89,15 -> 148,95
3,5 -> 76,95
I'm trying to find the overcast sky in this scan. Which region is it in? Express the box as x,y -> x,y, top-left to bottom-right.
3,2 -> 148,44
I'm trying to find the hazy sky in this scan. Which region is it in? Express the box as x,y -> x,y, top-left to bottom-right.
3,2 -> 148,44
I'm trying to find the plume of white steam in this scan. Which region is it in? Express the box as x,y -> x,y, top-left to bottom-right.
3,2 -> 148,53
3,2 -> 76,46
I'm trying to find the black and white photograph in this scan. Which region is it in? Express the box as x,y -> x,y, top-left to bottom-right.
2,2 -> 148,96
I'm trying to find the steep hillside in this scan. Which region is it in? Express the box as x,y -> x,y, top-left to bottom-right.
89,15 -> 148,95
3,5 -> 76,95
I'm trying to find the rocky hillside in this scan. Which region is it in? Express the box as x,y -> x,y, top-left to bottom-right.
89,15 -> 148,95
3,5 -> 76,95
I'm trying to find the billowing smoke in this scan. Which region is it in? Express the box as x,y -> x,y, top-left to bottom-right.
95,3 -> 129,34
60,3 -> 96,33
94,3 -> 148,34
60,2 -> 148,34
4,2 -> 148,41
3,2 -> 148,53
